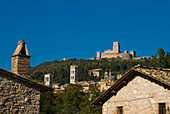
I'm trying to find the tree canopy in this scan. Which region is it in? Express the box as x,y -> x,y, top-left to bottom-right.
40,84 -> 102,114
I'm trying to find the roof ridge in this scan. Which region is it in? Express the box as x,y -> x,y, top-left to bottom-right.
0,67 -> 52,92
133,65 -> 170,71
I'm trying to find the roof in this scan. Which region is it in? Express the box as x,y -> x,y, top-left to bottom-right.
0,68 -> 53,92
77,81 -> 90,86
108,75 -> 115,80
13,40 -> 29,56
89,69 -> 103,71
92,65 -> 170,105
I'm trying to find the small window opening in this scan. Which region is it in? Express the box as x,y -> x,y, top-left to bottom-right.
159,103 -> 166,114
20,46 -> 26,55
117,106 -> 123,114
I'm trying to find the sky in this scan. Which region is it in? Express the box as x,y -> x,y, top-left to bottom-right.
0,0 -> 170,70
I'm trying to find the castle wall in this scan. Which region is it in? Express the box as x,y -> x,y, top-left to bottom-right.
101,53 -> 131,60
102,75 -> 170,114
104,49 -> 113,53
0,73 -> 40,114
96,42 -> 135,60
97,51 -> 101,59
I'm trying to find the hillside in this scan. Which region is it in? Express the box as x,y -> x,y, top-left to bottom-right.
30,58 -> 153,84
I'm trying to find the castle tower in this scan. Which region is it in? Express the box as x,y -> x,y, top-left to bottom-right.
113,42 -> 120,53
130,50 -> 136,58
44,74 -> 53,88
97,51 -> 101,59
11,40 -> 31,78
70,65 -> 78,84
104,72 -> 109,83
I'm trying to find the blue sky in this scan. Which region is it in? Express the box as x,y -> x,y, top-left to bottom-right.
0,0 -> 170,70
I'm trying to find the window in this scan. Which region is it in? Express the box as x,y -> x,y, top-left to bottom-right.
117,106 -> 123,114
46,77 -> 49,81
72,71 -> 74,74
159,103 -> 166,114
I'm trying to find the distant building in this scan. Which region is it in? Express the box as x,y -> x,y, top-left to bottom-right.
97,42 -> 136,60
63,58 -> 67,61
70,65 -> 78,84
92,65 -> 170,114
133,56 -> 152,60
99,71 -> 115,91
77,81 -> 93,92
60,84 -> 69,92
117,74 -> 123,80
44,74 -> 53,88
52,83 -> 60,93
88,69 -> 104,77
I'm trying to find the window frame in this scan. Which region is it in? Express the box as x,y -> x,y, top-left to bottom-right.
116,106 -> 123,114
158,103 -> 166,114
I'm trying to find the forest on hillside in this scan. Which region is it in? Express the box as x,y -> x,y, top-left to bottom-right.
40,84 -> 102,114
38,48 -> 169,113
30,48 -> 170,85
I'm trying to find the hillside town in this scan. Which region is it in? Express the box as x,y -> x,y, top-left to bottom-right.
0,40 -> 169,114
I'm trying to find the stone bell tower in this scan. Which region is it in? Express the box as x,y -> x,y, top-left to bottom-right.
70,65 -> 78,84
11,40 -> 31,78
104,72 -> 109,83
44,74 -> 53,88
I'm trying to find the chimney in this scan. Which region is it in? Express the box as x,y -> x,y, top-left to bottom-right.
11,40 -> 31,78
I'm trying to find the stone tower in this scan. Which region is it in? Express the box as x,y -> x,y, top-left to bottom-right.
130,51 -> 136,58
70,65 -> 78,84
44,74 -> 53,88
104,72 -> 109,83
113,42 -> 120,53
97,51 -> 101,59
11,40 -> 31,78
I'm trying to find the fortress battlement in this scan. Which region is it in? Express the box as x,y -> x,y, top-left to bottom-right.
97,42 -> 136,60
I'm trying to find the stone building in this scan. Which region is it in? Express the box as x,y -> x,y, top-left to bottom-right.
88,69 -> 104,77
70,65 -> 78,84
97,42 -> 136,60
63,58 -> 67,61
92,65 -> 170,114
0,40 -> 52,113
77,81 -> 94,92
44,74 -> 53,88
99,71 -> 115,92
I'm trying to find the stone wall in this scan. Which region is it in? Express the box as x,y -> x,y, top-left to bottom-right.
104,49 -> 113,53
100,52 -> 131,60
103,75 -> 170,114
0,74 -> 40,114
11,55 -> 30,78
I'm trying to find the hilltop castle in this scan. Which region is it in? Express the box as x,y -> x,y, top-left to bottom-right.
97,42 -> 136,60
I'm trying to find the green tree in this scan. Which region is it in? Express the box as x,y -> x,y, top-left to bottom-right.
165,52 -> 170,68
40,92 -> 55,113
152,53 -> 158,67
157,48 -> 166,68
79,86 -> 102,114
63,84 -> 84,113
